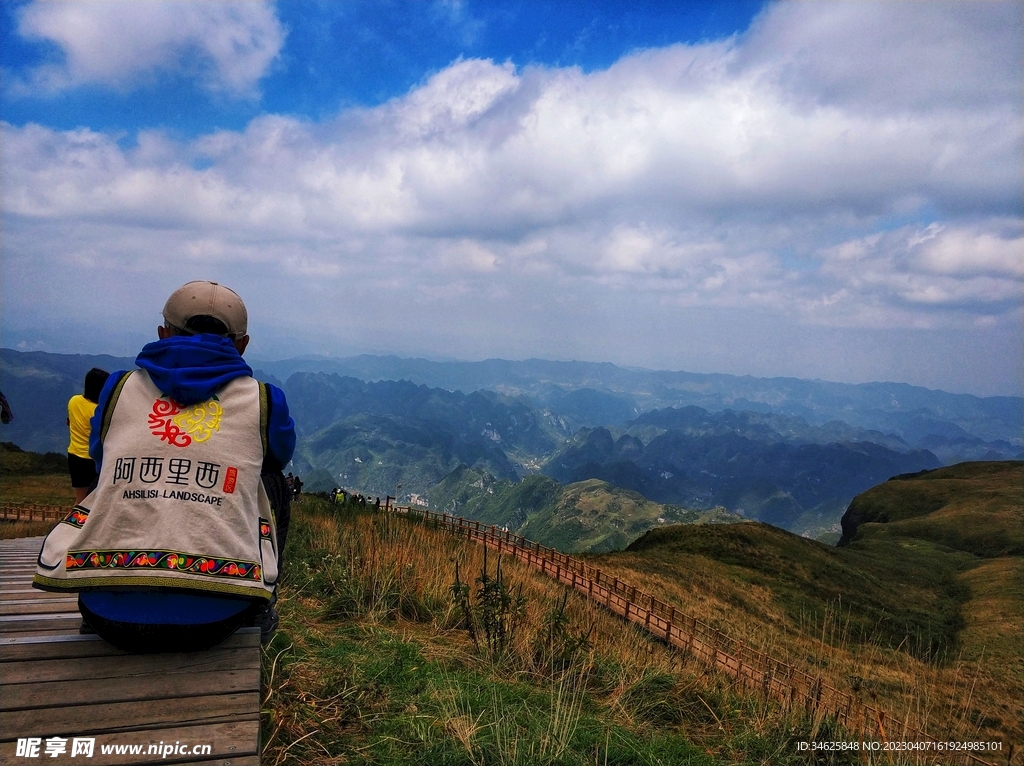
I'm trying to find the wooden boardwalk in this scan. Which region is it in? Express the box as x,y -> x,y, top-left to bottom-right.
0,537 -> 261,765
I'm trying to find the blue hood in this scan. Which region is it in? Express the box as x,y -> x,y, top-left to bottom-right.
136,335 -> 252,405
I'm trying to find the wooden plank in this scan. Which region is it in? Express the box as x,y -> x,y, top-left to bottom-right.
0,593 -> 77,602
0,633 -> 125,661
0,614 -> 82,633
2,668 -> 259,710
0,692 -> 260,739
0,628 -> 89,641
0,591 -> 77,601
0,628 -> 258,661
0,720 -> 258,765
1,600 -> 79,615
2,645 -> 260,685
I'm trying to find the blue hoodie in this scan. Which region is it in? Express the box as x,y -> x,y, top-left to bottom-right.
90,334 -> 295,474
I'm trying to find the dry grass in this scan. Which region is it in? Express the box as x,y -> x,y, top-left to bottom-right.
0,520 -> 59,539
295,508 -> 695,681
956,558 -> 1024,747
262,502 -> 822,765
583,549 -> 1021,757
0,473 -> 71,539
264,499 -> 1010,765
0,472 -> 75,506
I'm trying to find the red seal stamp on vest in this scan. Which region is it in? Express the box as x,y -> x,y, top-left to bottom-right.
223,466 -> 238,494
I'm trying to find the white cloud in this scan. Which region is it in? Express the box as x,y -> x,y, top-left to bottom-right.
737,0 -> 1023,113
13,0 -> 284,96
816,223 -> 1023,325
913,227 -> 1024,277
1,1 -> 1021,392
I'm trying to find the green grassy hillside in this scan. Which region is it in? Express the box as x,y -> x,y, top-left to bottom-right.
838,460 -> 1024,556
525,479 -> 743,553
0,441 -> 68,476
0,443 -> 73,538
429,466 -> 742,553
592,460 -> 1023,748
0,442 -> 74,508
622,521 -> 972,661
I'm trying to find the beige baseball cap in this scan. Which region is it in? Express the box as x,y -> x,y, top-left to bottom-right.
162,280 -> 248,338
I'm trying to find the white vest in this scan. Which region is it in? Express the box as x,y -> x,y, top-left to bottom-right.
35,370 -> 278,601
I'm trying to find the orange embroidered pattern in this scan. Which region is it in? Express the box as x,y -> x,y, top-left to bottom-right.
62,507 -> 89,528
66,549 -> 261,581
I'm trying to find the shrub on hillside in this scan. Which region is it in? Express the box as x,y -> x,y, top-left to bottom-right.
1,442 -> 67,476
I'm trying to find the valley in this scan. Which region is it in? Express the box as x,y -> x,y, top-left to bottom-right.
3,348 -> 1021,550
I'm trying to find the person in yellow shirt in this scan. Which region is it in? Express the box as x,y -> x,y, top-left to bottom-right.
67,368 -> 109,505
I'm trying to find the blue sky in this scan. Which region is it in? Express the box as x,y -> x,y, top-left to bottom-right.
1,2 -> 765,134
1,1 -> 1022,396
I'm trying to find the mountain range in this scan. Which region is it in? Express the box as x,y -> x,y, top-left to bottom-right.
2,348 -> 1020,543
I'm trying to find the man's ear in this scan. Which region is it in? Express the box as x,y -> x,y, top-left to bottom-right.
158,325 -> 171,340
234,335 -> 250,356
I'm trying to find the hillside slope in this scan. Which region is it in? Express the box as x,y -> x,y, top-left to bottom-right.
428,466 -> 742,553
589,460 -> 1023,747
838,460 -> 1024,555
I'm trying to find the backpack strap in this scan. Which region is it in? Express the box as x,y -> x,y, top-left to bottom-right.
258,381 -> 270,460
98,370 -> 134,443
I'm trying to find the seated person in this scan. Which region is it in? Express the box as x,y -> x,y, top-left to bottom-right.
34,281 -> 295,652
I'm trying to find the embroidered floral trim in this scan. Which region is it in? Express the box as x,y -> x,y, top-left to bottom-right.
62,507 -> 89,528
259,520 -> 272,539
66,549 -> 261,581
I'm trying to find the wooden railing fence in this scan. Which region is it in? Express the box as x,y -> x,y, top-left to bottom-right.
0,503 -> 66,523
383,503 -> 999,766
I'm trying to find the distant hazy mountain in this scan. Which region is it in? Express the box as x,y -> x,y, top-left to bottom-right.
0,349 -> 136,453
6,348 -> 1019,455
543,415 -> 942,533
2,347 -> 1019,541
284,372 -> 568,495
251,353 -> 1022,447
